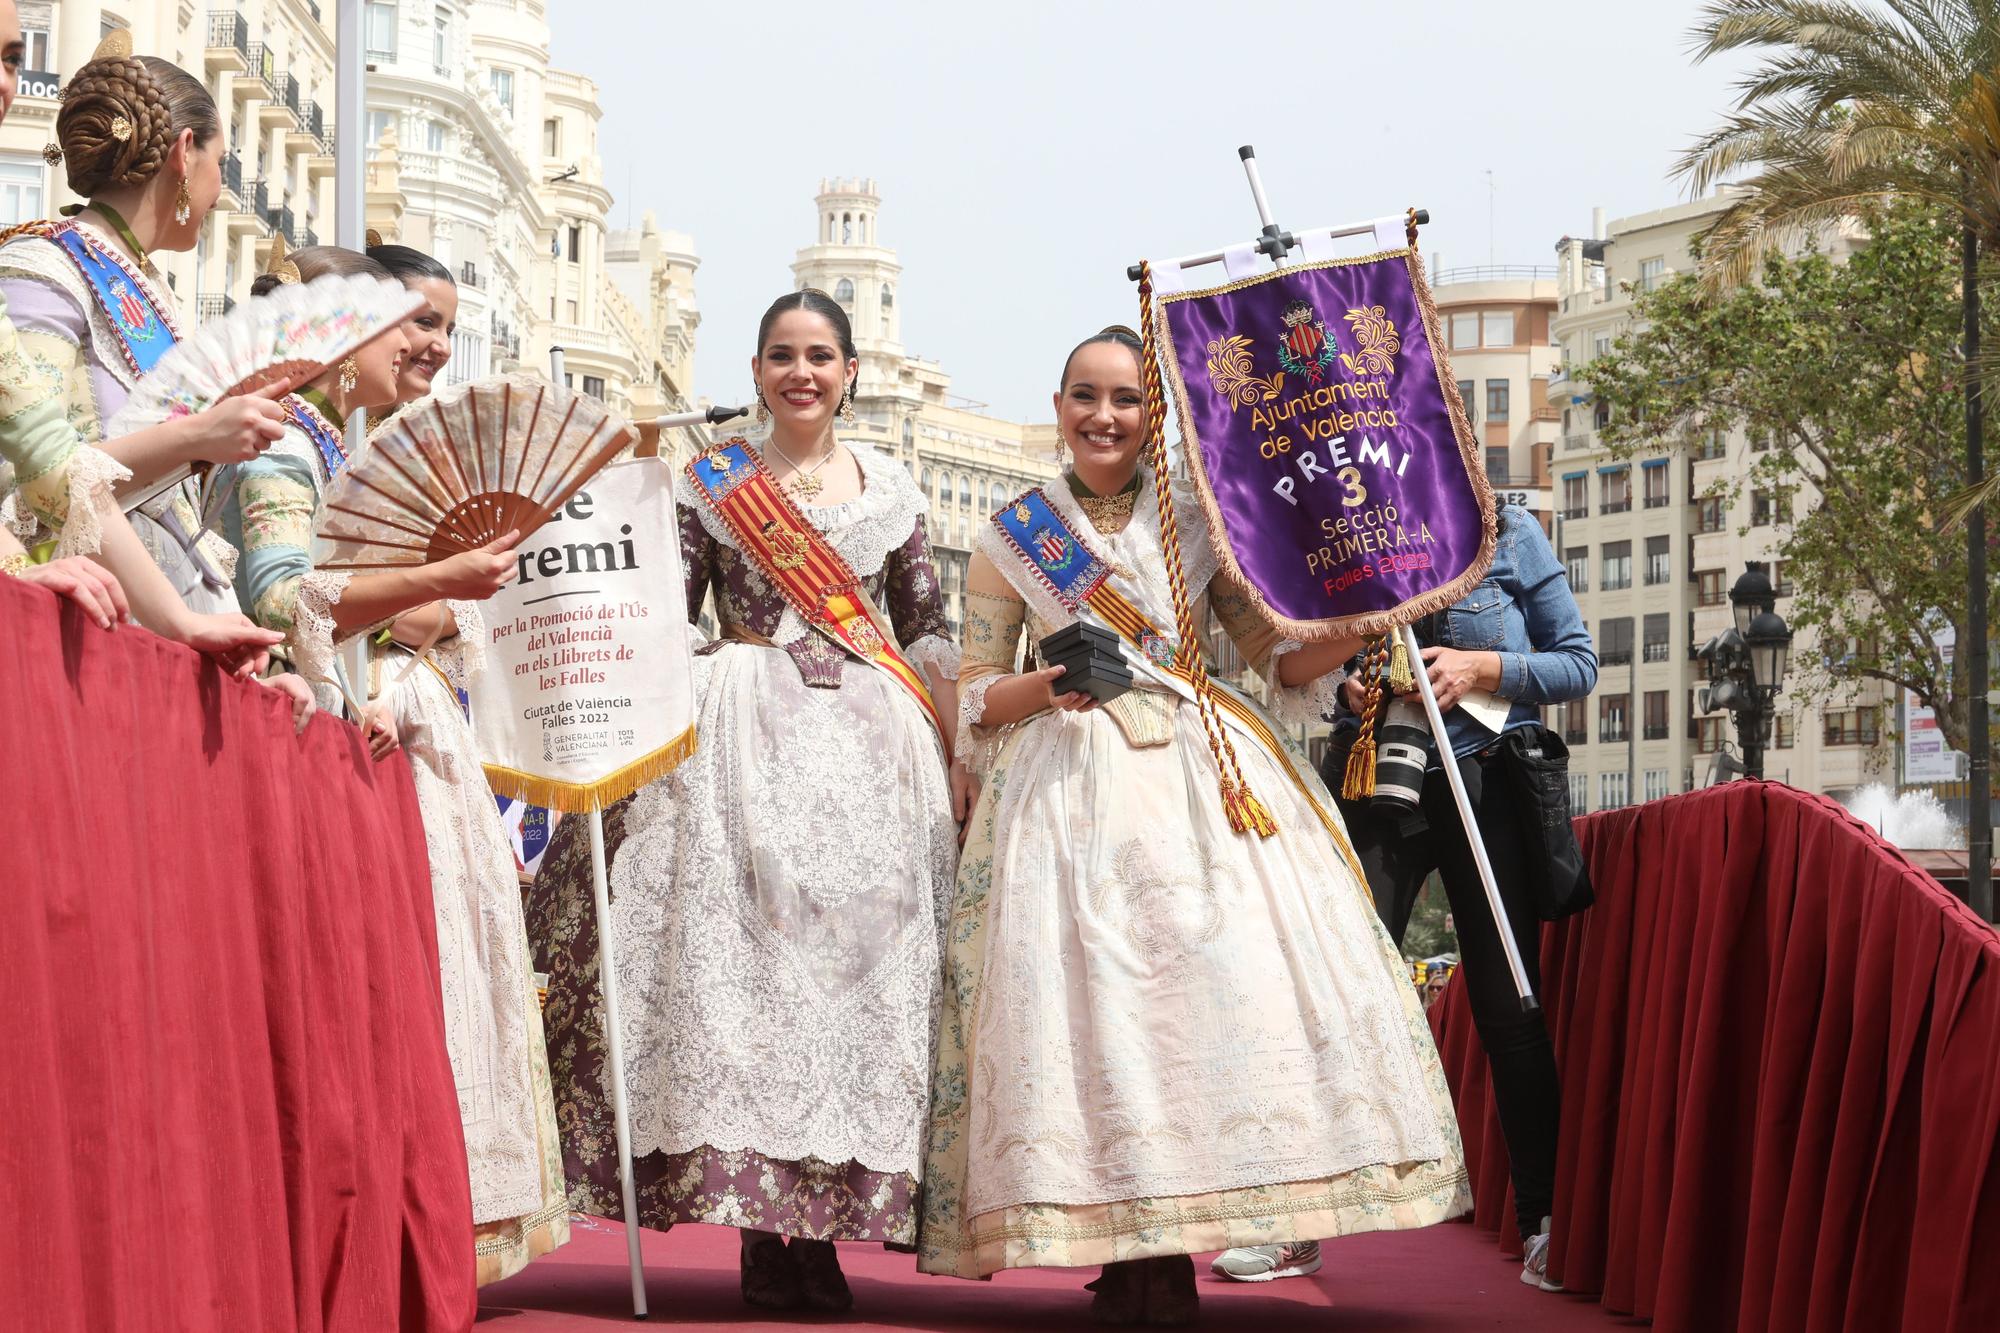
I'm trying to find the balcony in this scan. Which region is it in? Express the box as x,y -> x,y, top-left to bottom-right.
1600,725 -> 1630,745
234,43 -> 271,105
1563,432 -> 1594,453
270,206 -> 297,246
218,150 -> 242,207
1600,499 -> 1632,515
256,54 -> 294,130
1564,727 -> 1588,746
195,294 -> 235,323
458,260 -> 486,291
206,12 -> 249,76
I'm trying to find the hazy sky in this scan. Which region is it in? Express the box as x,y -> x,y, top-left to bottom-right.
556,2 -> 1750,423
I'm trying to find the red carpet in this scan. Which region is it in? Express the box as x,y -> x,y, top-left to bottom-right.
478,1216 -> 1633,1330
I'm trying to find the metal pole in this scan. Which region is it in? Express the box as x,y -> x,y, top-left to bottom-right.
335,1 -> 369,715
550,346 -> 566,387
1401,624 -> 1539,1009
1628,654 -> 1637,806
587,811 -> 649,1319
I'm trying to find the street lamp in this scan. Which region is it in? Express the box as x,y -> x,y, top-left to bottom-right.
1700,564 -> 1795,780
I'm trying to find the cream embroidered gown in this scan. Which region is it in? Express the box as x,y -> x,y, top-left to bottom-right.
918,472 -> 1470,1278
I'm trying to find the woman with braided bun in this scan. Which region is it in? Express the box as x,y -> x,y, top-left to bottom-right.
0,32 -> 289,621
916,327 -> 1468,1323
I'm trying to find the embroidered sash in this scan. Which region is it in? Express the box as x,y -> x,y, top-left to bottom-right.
44,222 -> 178,375
685,439 -> 946,748
287,393 -> 350,481
992,486 -> 1363,879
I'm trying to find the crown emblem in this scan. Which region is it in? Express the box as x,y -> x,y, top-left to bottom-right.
1281,299 -> 1316,329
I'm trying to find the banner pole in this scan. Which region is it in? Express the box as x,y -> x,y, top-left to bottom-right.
587,808 -> 650,1318
1400,624 -> 1539,1010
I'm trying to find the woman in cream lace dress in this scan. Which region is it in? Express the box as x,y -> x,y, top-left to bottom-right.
918,328 -> 1469,1324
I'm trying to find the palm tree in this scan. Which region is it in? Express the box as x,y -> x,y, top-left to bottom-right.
1680,0 -> 1995,917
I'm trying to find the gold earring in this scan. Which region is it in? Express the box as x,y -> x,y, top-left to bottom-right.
338,357 -> 359,393
754,387 -> 768,425
839,387 -> 857,423
174,177 -> 191,226
1056,430 -> 1072,467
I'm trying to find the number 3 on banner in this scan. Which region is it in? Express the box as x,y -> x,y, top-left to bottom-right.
1338,466 -> 1368,507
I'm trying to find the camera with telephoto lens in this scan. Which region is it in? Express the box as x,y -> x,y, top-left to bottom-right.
1371,696 -> 1432,817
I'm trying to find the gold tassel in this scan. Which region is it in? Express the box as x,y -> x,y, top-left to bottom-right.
1388,634 -> 1417,694
1342,735 -> 1377,800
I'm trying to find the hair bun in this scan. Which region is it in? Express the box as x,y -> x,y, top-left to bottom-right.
55,55 -> 172,197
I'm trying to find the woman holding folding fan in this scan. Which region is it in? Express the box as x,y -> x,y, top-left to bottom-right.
351,239 -> 572,1285
209,243 -> 516,725
0,33 -> 293,616
528,288 -> 959,1314
916,326 -> 1468,1323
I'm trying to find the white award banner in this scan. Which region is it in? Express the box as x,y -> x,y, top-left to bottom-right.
470,457 -> 696,812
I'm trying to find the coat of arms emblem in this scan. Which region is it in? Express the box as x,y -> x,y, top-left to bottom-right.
1277,299 -> 1338,385
760,519 -> 811,571
111,279 -> 154,338
1033,526 -> 1072,569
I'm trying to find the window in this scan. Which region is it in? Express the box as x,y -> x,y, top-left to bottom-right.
1644,535 -> 1670,586
1592,332 -> 1612,361
959,475 -> 971,506
1600,467 -> 1631,514
1561,476 -> 1587,520
433,7 -> 449,69
0,158 -> 45,228
1601,542 -> 1632,592
1644,463 -> 1670,507
426,121 -> 446,153
565,299 -> 578,324
1774,714 -> 1795,749
1458,379 -> 1477,423
1564,546 -> 1589,592
1567,773 -> 1589,815
834,278 -> 855,305
1644,769 -> 1671,802
22,25 -> 48,73
1485,379 -> 1510,423
543,118 -> 560,157
1694,716 -> 1728,754
567,225 -> 580,262
1599,616 -> 1634,666
490,68 -> 514,112
365,109 -> 396,146
1451,313 -> 1479,350
1639,257 -> 1665,292
582,375 -> 605,399
1644,691 -> 1670,740
1696,495 -> 1726,533
1693,429 -> 1727,460
1696,568 -> 1727,606
1643,612 -> 1670,663
1485,447 -> 1509,485
1772,561 -> 1794,596
1483,311 -> 1515,347
1552,688 -> 1584,740
882,283 -> 894,310
365,2 -> 397,59
1752,489 -> 1781,526
920,467 -> 933,497
1823,707 -> 1882,746
1599,771 -> 1630,810
1751,431 -> 1774,453
1594,400 -> 1611,430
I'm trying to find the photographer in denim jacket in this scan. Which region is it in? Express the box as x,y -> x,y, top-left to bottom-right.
1215,500 -> 1595,1292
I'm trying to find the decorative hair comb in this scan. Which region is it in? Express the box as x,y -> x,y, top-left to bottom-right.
264,232 -> 301,285
91,29 -> 134,61
366,228 -> 384,248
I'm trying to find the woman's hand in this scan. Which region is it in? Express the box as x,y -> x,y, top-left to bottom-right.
256,672 -> 317,734
359,699 -> 401,761
180,383 -> 290,466
949,761 -> 980,847
1026,663 -> 1097,714
429,531 -> 523,601
1405,646 -> 1502,712
12,556 -> 129,628
165,609 -> 284,678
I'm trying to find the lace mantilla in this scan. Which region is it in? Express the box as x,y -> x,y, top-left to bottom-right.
676,438 -> 927,579
1266,640 -> 1347,727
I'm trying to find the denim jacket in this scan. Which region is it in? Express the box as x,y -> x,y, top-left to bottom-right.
1331,503 -> 1597,760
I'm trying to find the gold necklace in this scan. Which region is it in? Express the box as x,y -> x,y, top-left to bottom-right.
768,436 -> 837,499
1069,470 -> 1141,532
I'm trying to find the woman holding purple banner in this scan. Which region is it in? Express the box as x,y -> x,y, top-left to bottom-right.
918,327 -> 1468,1323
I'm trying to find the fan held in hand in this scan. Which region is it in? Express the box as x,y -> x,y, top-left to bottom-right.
312,373 -> 636,570
105,271 -> 426,511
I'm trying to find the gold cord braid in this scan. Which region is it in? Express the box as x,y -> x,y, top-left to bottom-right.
1341,635 -> 1393,800
1136,261 -> 1276,837
55,55 -> 174,196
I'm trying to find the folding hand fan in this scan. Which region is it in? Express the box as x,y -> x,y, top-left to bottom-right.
107,271 -> 427,512
311,373 -> 636,571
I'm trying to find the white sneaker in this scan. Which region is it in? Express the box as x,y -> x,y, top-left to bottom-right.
1520,1217 -> 1562,1292
1210,1240 -> 1322,1282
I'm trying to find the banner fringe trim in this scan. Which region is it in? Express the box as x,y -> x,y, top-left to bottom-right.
481,722 -> 698,815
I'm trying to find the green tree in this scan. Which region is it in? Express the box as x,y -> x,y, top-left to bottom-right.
1680,0 -> 1998,915
1587,204 -> 1992,763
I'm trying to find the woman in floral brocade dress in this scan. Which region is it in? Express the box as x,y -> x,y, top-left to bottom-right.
527,289 -> 959,1315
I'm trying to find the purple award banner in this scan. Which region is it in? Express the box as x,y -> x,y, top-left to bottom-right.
1155,250 -> 1496,639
